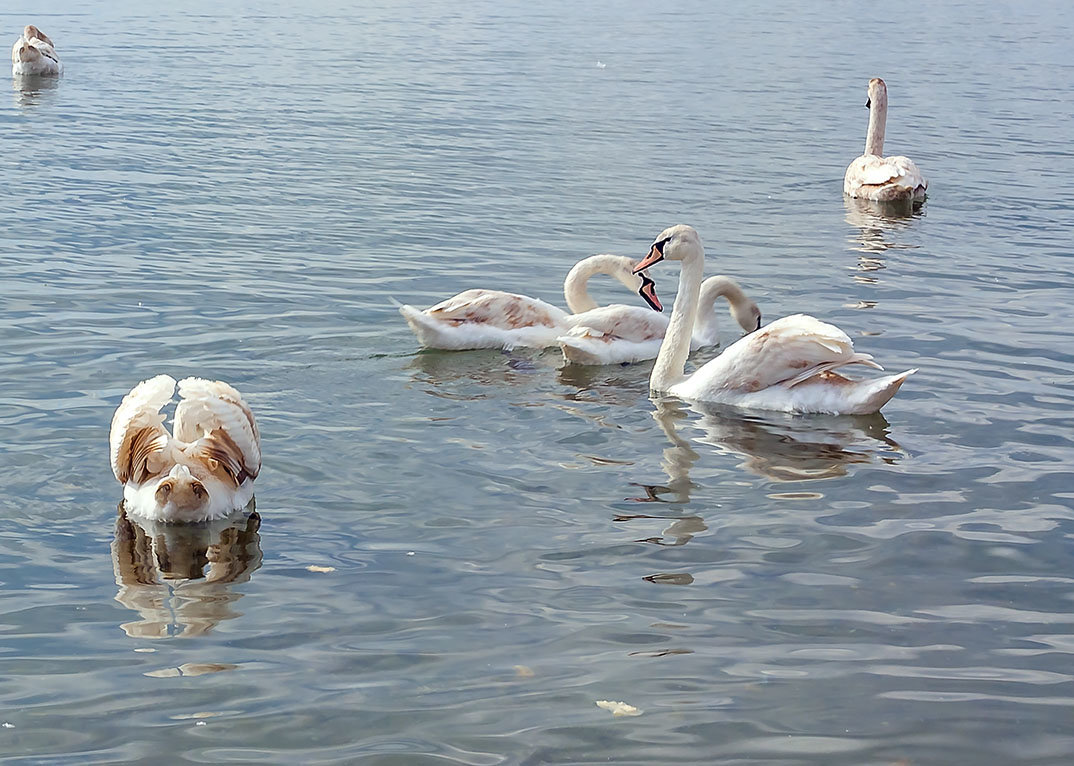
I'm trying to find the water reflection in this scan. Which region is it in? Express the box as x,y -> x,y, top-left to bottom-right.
12,74 -> 59,108
646,397 -> 906,490
844,196 -> 924,256
111,503 -> 262,639
407,348 -> 551,397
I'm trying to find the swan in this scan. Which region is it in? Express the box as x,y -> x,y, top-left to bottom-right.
843,78 -> 927,203
399,253 -> 662,350
11,25 -> 61,76
557,275 -> 761,366
110,375 -> 261,523
633,225 -> 915,414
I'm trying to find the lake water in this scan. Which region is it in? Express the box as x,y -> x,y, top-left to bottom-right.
2,0 -> 1074,763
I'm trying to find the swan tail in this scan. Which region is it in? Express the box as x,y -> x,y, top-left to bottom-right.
851,368 -> 917,414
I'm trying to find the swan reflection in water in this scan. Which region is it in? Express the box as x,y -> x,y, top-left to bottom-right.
641,397 -> 905,496
112,502 -> 262,638
844,196 -> 924,260
12,74 -> 59,108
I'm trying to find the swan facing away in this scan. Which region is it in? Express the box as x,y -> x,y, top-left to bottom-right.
399,254 -> 661,351
11,25 -> 61,76
844,78 -> 926,203
557,275 -> 761,366
634,225 -> 915,415
110,375 -> 261,523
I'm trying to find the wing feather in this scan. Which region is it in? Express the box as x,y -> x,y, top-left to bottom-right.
109,375 -> 175,483
174,378 -> 261,481
425,289 -> 568,330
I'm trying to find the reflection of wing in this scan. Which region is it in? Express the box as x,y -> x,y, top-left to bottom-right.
109,374 -> 175,483
689,314 -> 881,394
112,505 -> 263,638
173,377 -> 261,484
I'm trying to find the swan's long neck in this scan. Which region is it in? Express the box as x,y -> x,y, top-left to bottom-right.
650,252 -> 704,392
865,89 -> 887,156
563,254 -> 630,314
694,276 -> 747,338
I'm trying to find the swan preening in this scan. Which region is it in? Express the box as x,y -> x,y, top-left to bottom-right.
844,78 -> 927,203
399,254 -> 661,351
634,225 -> 915,414
11,25 -> 61,76
110,375 -> 261,523
557,275 -> 761,366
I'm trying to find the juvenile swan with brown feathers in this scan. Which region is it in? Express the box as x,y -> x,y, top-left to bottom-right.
11,25 -> 62,76
109,375 -> 261,523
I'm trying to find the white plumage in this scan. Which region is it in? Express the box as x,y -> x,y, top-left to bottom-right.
558,275 -> 761,366
109,375 -> 261,522
844,78 -> 927,203
11,25 -> 62,76
637,225 -> 915,415
399,254 -> 659,351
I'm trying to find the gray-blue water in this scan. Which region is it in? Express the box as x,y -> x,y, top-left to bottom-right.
2,1 -> 1074,763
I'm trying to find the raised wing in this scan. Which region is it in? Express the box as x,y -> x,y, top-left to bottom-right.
695,314 -> 881,393
110,374 -> 175,483
173,378 -> 261,484
425,289 -> 568,330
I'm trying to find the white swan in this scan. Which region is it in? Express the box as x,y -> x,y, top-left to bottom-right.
634,225 -> 915,414
110,375 -> 261,523
399,254 -> 661,350
11,25 -> 61,76
844,78 -> 926,203
557,275 -> 761,366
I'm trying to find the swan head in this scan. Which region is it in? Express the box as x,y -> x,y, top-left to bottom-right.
632,224 -> 703,273
154,464 -> 209,515
735,301 -> 762,333
865,77 -> 887,110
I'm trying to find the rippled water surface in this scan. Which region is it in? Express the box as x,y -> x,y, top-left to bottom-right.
2,1 -> 1074,763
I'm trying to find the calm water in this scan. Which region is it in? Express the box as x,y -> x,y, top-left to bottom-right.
2,0 -> 1074,763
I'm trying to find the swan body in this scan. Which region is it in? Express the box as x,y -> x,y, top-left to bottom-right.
557,276 -> 761,366
635,225 -> 915,415
844,78 -> 926,203
399,254 -> 659,351
11,25 -> 61,76
110,375 -> 261,523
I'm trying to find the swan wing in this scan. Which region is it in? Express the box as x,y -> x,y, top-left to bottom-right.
845,155 -> 927,195
110,375 -> 175,483
691,314 -> 879,393
565,304 -> 669,340
173,377 -> 261,484
424,289 -> 569,330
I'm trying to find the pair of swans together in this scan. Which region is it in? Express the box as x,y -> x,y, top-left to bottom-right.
11,25 -> 61,76
399,253 -> 761,365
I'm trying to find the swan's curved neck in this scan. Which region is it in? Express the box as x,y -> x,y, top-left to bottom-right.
650,252 -> 704,392
563,255 -> 634,314
695,276 -> 747,337
865,90 -> 887,156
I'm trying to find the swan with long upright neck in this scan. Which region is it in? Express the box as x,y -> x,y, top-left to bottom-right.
844,78 -> 927,203
634,225 -> 915,414
557,275 -> 761,366
399,254 -> 661,350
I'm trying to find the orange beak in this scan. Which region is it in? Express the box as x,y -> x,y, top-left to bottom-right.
632,242 -> 665,274
638,274 -> 662,312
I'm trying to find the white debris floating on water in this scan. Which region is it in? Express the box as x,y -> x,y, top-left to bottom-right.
595,700 -> 641,717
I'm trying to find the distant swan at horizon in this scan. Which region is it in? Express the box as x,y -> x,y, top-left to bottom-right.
11,25 -> 61,76
632,225 -> 915,414
557,275 -> 761,366
110,375 -> 261,523
399,254 -> 662,351
844,78 -> 926,204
